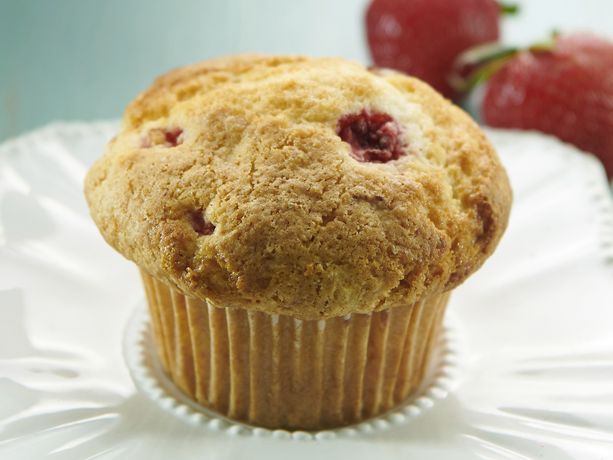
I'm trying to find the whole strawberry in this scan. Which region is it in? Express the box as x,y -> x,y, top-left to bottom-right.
366,0 -> 511,99
482,33 -> 613,178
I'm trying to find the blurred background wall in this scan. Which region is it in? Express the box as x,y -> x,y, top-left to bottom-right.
1,0 -> 612,142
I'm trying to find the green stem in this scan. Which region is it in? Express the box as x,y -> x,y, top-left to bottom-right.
498,1 -> 520,15
528,33 -> 558,53
449,43 -> 519,94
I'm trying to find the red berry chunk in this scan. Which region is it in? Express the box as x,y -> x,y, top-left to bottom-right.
142,127 -> 183,148
189,210 -> 215,236
336,110 -> 405,163
163,128 -> 183,146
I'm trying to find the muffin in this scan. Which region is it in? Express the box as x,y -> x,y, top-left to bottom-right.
84,55 -> 512,430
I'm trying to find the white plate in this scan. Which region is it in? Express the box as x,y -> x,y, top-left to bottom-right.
1,122 -> 612,460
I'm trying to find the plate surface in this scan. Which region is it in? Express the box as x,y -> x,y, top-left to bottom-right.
1,122 -> 612,459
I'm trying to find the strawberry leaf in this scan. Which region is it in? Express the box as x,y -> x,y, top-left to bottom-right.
498,2 -> 520,15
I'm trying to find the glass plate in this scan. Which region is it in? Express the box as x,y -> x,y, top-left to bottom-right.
1,122 -> 612,459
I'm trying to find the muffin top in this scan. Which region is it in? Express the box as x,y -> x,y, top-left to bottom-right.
84,55 -> 511,320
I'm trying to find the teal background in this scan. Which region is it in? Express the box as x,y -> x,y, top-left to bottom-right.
1,0 -> 612,142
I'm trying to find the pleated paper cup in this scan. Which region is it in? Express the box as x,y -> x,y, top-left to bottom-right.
140,270 -> 449,430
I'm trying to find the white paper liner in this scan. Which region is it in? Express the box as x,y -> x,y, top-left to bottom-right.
123,304 -> 460,440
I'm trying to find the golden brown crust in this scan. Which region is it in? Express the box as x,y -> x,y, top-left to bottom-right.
84,55 -> 512,319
